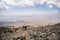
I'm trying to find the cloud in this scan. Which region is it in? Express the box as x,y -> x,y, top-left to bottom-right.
0,2 -> 5,9
0,10 -> 60,24
0,2 -> 10,9
0,0 -> 60,9
2,0 -> 35,6
46,0 -> 60,8
0,10 -> 59,17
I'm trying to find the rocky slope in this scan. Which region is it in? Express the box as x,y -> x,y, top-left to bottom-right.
0,23 -> 60,40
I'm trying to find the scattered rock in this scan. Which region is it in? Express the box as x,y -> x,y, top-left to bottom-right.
0,23 -> 60,40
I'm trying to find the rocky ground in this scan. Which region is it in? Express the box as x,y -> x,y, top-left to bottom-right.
0,23 -> 60,40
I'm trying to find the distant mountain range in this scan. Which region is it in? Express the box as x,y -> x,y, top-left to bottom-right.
0,21 -> 26,25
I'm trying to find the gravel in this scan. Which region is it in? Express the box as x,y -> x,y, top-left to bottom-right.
0,23 -> 60,40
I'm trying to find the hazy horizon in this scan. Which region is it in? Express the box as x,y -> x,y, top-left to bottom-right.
0,0 -> 60,25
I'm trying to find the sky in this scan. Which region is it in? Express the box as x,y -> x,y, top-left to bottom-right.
0,0 -> 60,25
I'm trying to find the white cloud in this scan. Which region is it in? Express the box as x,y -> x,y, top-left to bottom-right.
0,0 -> 60,9
2,0 -> 35,6
0,2 -> 5,9
0,10 -> 58,17
46,0 -> 60,7
0,10 -> 60,24
0,10 -> 38,17
0,2 -> 10,9
48,4 -> 53,8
